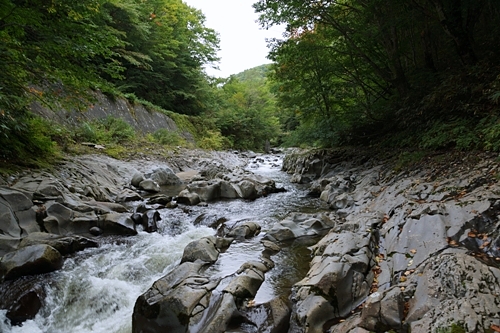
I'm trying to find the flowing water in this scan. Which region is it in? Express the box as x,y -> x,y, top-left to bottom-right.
0,155 -> 328,333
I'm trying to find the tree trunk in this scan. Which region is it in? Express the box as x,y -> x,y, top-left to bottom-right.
430,0 -> 479,65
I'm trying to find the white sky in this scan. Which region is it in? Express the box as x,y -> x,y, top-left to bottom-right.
183,0 -> 284,78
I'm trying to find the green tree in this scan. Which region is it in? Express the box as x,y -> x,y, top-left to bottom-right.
106,0 -> 220,115
0,0 -> 125,161
214,67 -> 281,150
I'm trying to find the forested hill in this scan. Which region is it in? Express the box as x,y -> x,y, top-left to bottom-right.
2,0 -> 500,170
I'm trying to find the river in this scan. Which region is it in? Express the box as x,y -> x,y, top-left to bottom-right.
0,155 -> 327,333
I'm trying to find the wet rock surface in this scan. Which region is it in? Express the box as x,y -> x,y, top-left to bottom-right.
3,147 -> 500,332
282,148 -> 500,332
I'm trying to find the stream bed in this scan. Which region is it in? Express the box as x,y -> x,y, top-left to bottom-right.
0,155 -> 327,333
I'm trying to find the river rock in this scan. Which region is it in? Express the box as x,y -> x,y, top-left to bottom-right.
43,201 -> 99,235
87,201 -> 129,213
147,194 -> 172,205
132,261 -> 219,333
288,226 -> 376,332
176,189 -> 201,205
0,277 -> 46,326
140,209 -> 160,233
18,232 -> 98,255
131,172 -> 145,188
0,244 -> 63,281
224,263 -> 265,300
138,179 -> 160,193
226,221 -> 261,239
147,167 -> 182,185
115,189 -> 142,202
240,297 -> 291,333
180,236 -> 219,264
179,164 -> 284,203
0,187 -> 38,239
264,212 -> 336,242
98,213 -> 137,235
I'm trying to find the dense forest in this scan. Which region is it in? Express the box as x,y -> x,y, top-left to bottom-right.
1,0 -> 500,168
254,0 -> 500,149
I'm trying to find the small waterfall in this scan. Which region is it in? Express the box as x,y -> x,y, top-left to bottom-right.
0,155 -> 326,333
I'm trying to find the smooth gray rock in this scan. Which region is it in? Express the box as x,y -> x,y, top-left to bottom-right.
181,236 -> 219,264
115,189 -> 142,202
264,212 -> 336,242
0,244 -> 63,281
132,262 -> 219,333
240,297 -> 290,333
0,187 -> 37,237
176,189 -> 201,206
138,179 -> 160,193
190,292 -> 237,333
18,232 -> 98,255
98,213 -> 137,236
148,167 -> 182,185
224,267 -> 264,299
131,172 -> 145,188
140,210 -> 160,233
226,222 -> 261,239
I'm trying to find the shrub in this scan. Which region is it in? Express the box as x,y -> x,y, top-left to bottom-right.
150,129 -> 185,146
75,116 -> 135,144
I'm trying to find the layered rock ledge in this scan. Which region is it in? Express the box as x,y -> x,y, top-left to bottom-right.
282,148 -> 500,333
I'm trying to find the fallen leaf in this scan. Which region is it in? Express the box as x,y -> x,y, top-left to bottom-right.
480,241 -> 490,249
468,231 -> 477,238
400,276 -> 407,282
490,324 -> 500,332
409,249 -> 417,254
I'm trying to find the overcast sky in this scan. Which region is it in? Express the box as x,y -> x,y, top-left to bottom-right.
183,0 -> 284,78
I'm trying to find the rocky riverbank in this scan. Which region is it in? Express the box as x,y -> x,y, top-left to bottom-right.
2,147 -> 500,333
281,148 -> 500,333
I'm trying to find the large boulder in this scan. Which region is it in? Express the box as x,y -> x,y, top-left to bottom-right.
98,213 -> 137,236
180,236 -> 219,264
225,221 -> 261,240
140,210 -> 160,233
289,228 -> 375,332
0,277 -> 46,326
240,297 -> 290,333
132,262 -> 219,333
138,179 -> 160,193
176,189 -> 201,206
0,244 -> 63,281
224,262 -> 265,299
43,202 -> 99,235
148,167 -> 182,186
0,187 -> 38,238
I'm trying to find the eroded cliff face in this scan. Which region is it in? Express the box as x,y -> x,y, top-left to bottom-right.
30,92 -> 180,135
283,148 -> 500,333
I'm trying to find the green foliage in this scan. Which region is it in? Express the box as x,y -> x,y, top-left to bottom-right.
75,116 -> 135,144
481,116 -> 500,151
213,71 -> 281,151
435,322 -> 466,333
254,0 -> 500,151
0,0 -> 221,164
150,129 -> 185,146
197,130 -> 230,150
420,119 -> 479,150
394,151 -> 427,171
